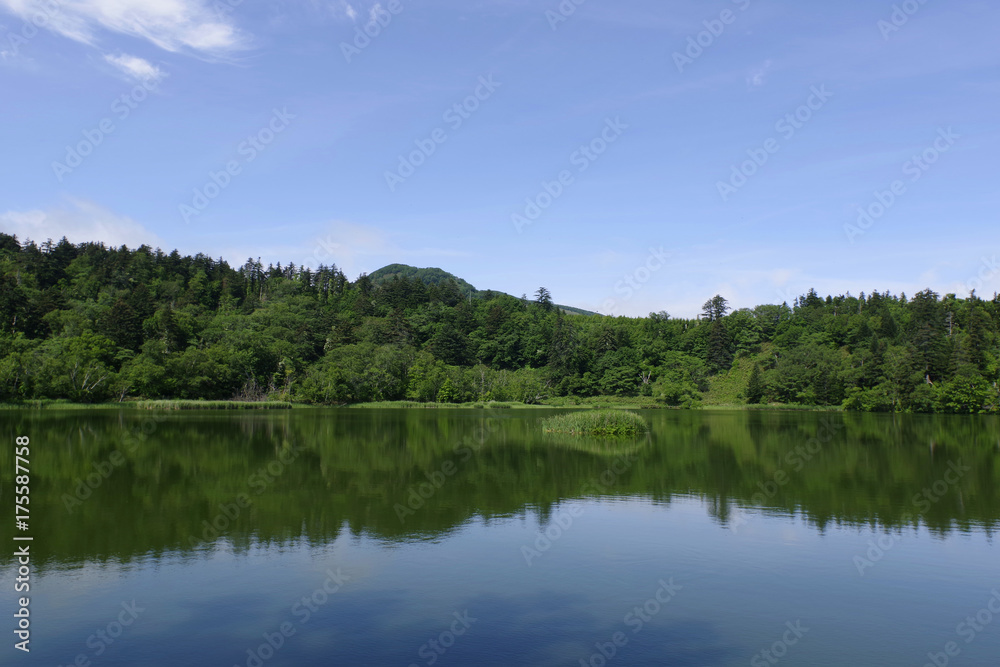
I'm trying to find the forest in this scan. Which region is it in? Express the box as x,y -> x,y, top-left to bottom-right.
0,234 -> 997,413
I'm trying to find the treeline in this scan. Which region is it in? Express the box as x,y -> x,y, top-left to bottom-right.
0,234 -> 997,412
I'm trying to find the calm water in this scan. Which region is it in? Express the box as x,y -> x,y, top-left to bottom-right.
2,408 -> 999,666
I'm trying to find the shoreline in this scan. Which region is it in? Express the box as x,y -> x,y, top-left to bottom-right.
0,398 -> 844,412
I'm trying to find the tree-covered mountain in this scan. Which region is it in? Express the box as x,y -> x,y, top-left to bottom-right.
0,234 -> 998,412
369,264 -> 479,297
368,263 -> 597,316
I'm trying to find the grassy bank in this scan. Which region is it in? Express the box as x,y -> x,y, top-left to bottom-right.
0,400 -> 126,410
0,396 -> 840,412
700,403 -> 843,412
0,399 -> 295,410
540,396 -> 668,410
351,400 -> 523,409
354,398 -> 669,410
134,400 -> 294,410
352,397 -> 842,411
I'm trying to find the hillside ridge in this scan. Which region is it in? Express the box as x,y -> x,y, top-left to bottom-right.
368,263 -> 597,316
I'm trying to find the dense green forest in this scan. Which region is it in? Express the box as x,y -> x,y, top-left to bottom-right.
0,234 -> 998,413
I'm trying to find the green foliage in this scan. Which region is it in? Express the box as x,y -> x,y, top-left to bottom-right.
701,295 -> 730,322
369,264 -> 477,297
436,378 -> 458,403
542,409 -> 649,436
745,363 -> 764,404
0,234 -> 998,414
368,264 -> 595,315
935,374 -> 997,414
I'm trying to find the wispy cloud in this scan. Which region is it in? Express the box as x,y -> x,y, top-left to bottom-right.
747,59 -> 772,88
298,220 -> 470,279
0,0 -> 249,56
0,199 -> 166,249
103,52 -> 165,83
201,220 -> 469,280
315,0 -> 368,22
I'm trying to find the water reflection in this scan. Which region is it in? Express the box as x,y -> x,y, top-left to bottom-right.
0,408 -> 996,571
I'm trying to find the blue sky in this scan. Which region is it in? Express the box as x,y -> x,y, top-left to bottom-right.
1,0 -> 997,317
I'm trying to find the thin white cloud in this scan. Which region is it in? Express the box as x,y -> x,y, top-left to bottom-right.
103,52 -> 165,83
0,0 -> 249,56
194,220 -> 468,281
747,59 -> 772,88
295,220 -> 470,279
0,199 -> 166,249
306,1 -> 381,24
301,0 -> 365,23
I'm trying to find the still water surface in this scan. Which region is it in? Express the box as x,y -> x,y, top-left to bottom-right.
2,408 -> 998,666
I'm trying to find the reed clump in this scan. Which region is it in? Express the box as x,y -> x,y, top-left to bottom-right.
542,410 -> 648,436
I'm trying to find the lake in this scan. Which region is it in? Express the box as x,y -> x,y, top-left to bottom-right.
2,408 -> 998,666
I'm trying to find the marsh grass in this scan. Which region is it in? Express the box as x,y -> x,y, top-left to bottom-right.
135,400 -> 293,410
354,400 -> 520,409
0,399 -> 296,410
0,400 -> 123,410
542,410 -> 648,436
700,403 -> 843,412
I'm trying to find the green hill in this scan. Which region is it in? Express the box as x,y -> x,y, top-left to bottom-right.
368,263 -> 596,316
369,264 -> 478,296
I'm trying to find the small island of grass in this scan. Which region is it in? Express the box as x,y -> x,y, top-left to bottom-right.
542,410 -> 648,436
